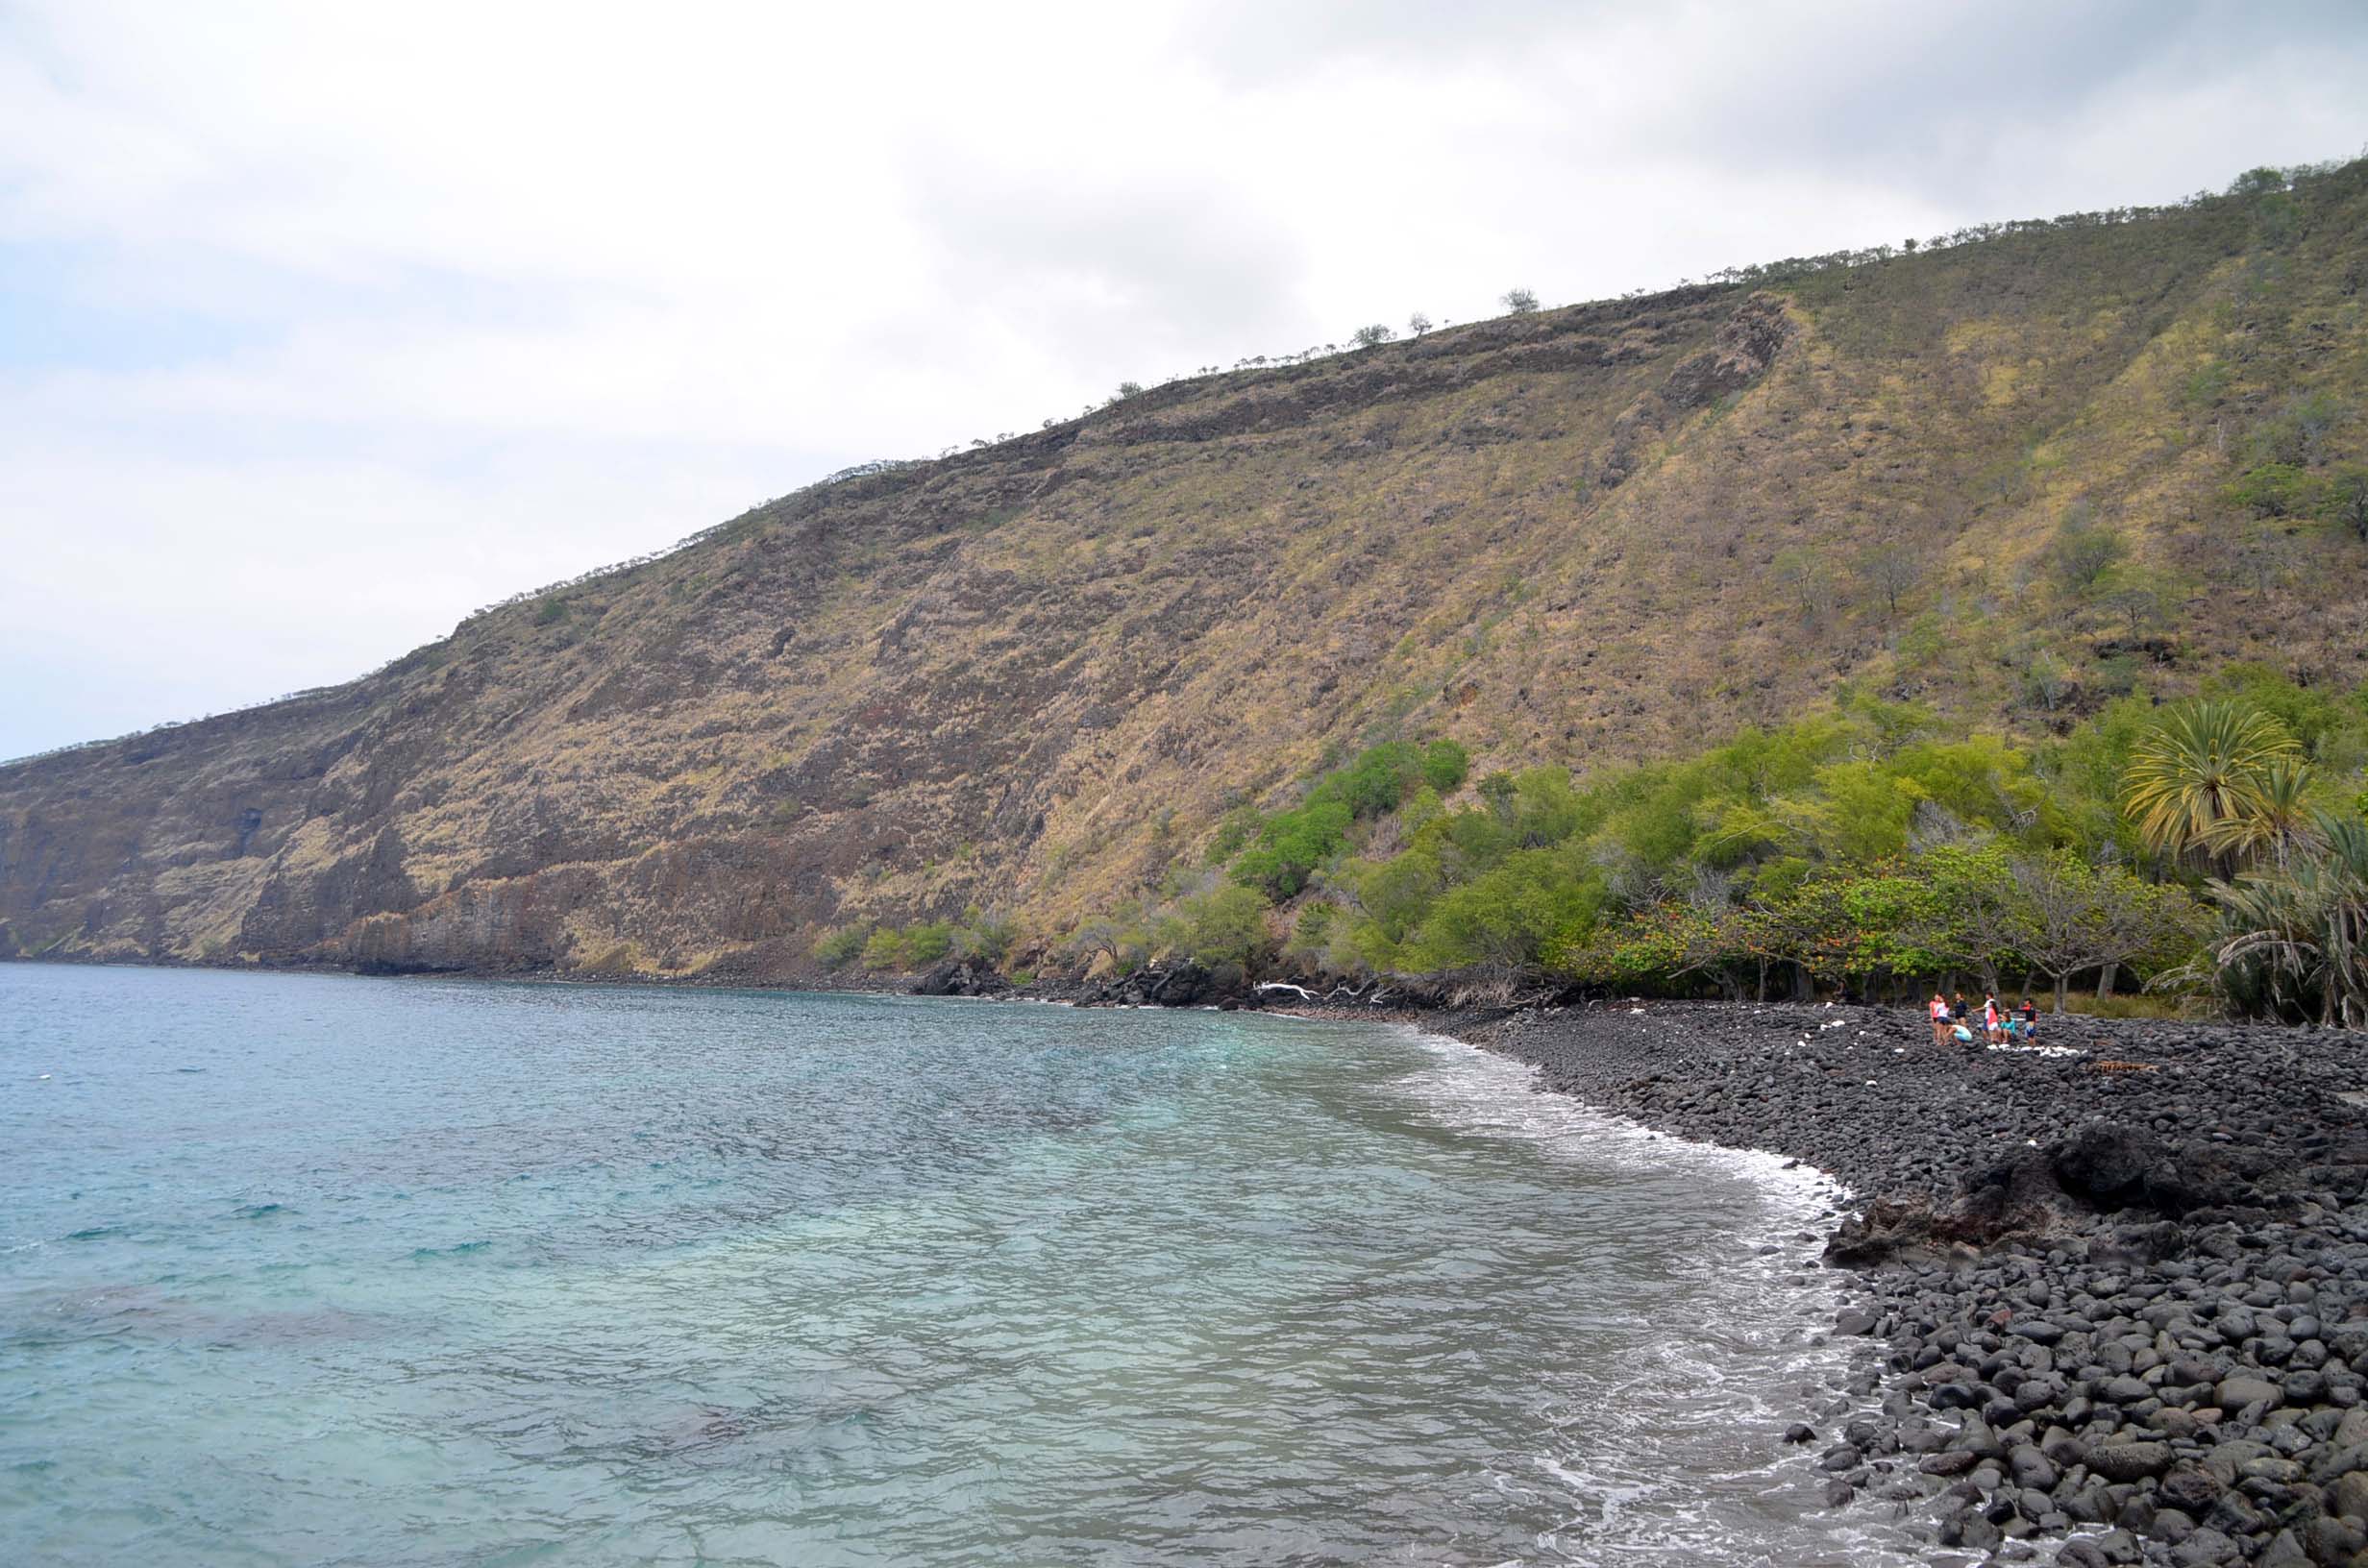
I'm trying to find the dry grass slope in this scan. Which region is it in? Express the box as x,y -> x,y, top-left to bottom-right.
5,163 -> 2365,980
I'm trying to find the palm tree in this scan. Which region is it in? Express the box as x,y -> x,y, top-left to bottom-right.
2211,811 -> 2368,1028
2121,701 -> 2300,866
2203,757 -> 2322,870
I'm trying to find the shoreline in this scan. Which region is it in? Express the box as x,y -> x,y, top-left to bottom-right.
18,954 -> 2368,1562
1387,1021 -> 1936,1562
1388,997 -> 2368,1568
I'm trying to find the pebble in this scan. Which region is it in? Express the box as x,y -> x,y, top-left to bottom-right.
1456,998 -> 2368,1568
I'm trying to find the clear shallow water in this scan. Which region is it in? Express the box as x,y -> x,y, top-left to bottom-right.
0,964 -> 1906,1566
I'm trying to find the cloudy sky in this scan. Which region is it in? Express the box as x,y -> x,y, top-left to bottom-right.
3,0 -> 2363,759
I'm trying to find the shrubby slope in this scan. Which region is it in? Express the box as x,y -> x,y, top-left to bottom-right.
5,161 -> 2367,980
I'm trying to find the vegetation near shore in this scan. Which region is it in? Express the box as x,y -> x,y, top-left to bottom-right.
7,159 -> 2368,995
896,664 -> 2365,1023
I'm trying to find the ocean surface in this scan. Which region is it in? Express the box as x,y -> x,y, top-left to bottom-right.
0,963 -> 1908,1566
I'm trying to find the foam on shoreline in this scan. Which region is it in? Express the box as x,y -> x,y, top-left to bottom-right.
1382,1024 -> 1925,1564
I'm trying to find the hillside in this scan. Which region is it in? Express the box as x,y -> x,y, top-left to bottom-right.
6,162 -> 2367,983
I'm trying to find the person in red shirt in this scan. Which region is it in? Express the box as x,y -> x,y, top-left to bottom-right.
1928,992 -> 1951,1046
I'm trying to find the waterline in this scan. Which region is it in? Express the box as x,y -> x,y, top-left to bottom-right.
5,965 -> 1907,1565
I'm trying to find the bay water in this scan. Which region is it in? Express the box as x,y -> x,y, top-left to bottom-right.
0,963 -> 1908,1565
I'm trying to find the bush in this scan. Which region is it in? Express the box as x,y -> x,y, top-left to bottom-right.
1233,798 -> 1351,898
1285,900 -> 1336,964
2333,466 -> 2368,542
1073,672 -> 2368,1002
1420,739 -> 1470,793
2043,515 -> 2128,594
1328,742 -> 1420,817
859,929 -> 907,969
1405,847 -> 1604,977
1175,884 -> 1270,970
1226,742 -> 1443,896
2223,462 -> 2320,519
1203,806 -> 1261,865
903,920 -> 954,967
813,925 -> 869,970
953,906 -> 1015,964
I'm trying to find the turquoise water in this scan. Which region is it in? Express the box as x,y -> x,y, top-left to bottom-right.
0,964 -> 1902,1566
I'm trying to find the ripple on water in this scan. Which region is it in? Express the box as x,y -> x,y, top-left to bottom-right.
0,967 -> 1919,1566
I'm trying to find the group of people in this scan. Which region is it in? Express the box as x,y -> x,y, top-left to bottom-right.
1926,990 -> 2038,1047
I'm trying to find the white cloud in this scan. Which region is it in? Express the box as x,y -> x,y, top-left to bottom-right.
2,0 -> 2362,757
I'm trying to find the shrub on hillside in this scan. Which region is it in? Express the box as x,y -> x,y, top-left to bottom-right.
813,925 -> 869,970
1420,739 -> 1469,793
902,921 -> 954,967
1169,884 -> 1270,970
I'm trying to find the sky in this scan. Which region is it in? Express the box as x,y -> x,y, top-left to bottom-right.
3,0 -> 2365,760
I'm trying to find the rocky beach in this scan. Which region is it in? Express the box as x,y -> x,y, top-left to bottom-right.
1432,998 -> 2368,1567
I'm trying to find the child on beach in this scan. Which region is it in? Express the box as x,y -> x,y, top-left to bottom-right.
1983,994 -> 2004,1043
1928,992 -> 1951,1045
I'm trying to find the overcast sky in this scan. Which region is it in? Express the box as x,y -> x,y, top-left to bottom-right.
3,1 -> 2364,759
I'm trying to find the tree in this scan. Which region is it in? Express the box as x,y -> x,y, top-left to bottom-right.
1175,884 -> 1271,971
2043,514 -> 2128,595
1858,540 -> 1920,619
1064,901 -> 1150,976
2202,759 -> 2322,870
1350,323 -> 1395,349
1285,899 -> 1338,966
1420,739 -> 1469,793
1501,287 -> 1539,315
1409,849 -> 1602,988
1232,799 -> 1352,898
1113,380 -> 1145,402
2333,466 -> 2368,544
1476,771 -> 1518,821
952,905 -> 1016,964
1744,877 -> 1857,998
2009,851 -> 2195,1012
1407,311 -> 1432,337
2093,565 -> 2172,642
2022,650 -> 2071,715
2122,701 -> 2301,863
1909,845 -> 2024,992
2210,813 -> 2368,1028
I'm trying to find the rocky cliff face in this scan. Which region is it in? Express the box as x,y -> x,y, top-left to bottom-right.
6,167 -> 2367,980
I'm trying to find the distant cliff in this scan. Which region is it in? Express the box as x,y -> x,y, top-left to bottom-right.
7,162 -> 2366,982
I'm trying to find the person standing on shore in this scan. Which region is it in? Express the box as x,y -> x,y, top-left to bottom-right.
1928,992 -> 1951,1045
1983,993 -> 2004,1043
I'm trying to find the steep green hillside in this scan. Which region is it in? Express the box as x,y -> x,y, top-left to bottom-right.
5,161 -> 2366,981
